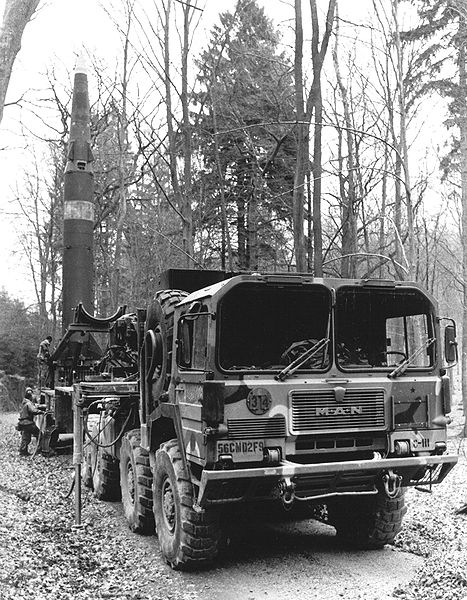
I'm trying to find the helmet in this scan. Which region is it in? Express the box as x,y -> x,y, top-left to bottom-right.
25,387 -> 33,395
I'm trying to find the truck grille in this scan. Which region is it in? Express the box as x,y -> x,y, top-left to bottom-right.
291,388 -> 385,433
227,415 -> 286,439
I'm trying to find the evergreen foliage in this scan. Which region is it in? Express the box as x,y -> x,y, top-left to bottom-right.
193,0 -> 296,271
0,291 -> 41,379
401,0 -> 465,174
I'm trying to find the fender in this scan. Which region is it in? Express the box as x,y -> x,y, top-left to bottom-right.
148,403 -> 189,473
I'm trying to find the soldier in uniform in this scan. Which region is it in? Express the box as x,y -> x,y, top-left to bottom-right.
37,335 -> 52,388
17,387 -> 46,456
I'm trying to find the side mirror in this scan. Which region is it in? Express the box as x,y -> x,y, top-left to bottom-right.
444,324 -> 457,364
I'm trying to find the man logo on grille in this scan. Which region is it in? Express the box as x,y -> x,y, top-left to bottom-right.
316,406 -> 363,416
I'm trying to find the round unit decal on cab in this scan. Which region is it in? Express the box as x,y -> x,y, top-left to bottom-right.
246,387 -> 272,415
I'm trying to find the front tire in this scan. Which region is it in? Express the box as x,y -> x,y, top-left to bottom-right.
120,429 -> 154,534
153,439 -> 220,570
327,488 -> 406,549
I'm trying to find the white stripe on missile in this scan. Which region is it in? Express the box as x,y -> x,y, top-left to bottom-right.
64,201 -> 94,221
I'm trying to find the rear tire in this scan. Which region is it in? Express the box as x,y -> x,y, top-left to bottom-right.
82,414 -> 99,488
120,429 -> 155,534
327,488 -> 406,549
153,439 -> 221,570
90,418 -> 121,501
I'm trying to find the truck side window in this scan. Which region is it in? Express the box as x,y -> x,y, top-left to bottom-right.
179,320 -> 192,366
192,311 -> 208,370
178,307 -> 209,370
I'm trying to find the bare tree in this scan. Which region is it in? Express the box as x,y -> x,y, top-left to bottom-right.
293,0 -> 307,272
109,0 -> 133,306
13,144 -> 62,338
0,0 -> 40,124
391,0 -> 414,279
332,14 -> 358,278
134,0 -> 199,267
457,7 -> 467,435
293,0 -> 336,274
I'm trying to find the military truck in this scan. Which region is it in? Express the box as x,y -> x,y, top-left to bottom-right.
56,269 -> 458,570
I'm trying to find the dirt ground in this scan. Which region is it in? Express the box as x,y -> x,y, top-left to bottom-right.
1,408 -> 467,600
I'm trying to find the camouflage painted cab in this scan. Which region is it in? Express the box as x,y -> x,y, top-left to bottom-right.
137,271 -> 457,567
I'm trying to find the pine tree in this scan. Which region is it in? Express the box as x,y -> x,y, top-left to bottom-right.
194,0 -> 296,271
404,0 -> 467,434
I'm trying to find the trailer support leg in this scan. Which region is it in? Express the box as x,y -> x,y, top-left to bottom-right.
72,384 -> 83,526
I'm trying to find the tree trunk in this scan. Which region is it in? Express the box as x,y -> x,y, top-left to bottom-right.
247,171 -> 260,271
458,13 -> 467,436
306,171 -> 313,271
293,0 -> 336,274
162,0 -> 186,266
210,92 -> 233,271
111,8 -> 131,307
382,36 -> 405,280
333,25 -> 357,278
312,84 -> 324,276
0,0 -> 40,124
181,1 -> 194,266
292,0 -> 307,272
309,0 -> 336,276
392,0 -> 413,280
379,145 -> 388,278
237,197 -> 247,270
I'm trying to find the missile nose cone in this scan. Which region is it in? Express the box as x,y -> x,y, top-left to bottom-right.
75,52 -> 88,76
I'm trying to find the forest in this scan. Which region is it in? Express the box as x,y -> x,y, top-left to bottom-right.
0,0 -> 466,406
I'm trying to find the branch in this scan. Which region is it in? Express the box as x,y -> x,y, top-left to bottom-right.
323,252 -> 409,274
146,224 -> 204,268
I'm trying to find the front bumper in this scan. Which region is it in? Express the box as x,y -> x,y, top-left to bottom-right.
195,453 -> 457,508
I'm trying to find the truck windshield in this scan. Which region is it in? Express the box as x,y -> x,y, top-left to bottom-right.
218,284 -> 331,372
335,286 -> 436,371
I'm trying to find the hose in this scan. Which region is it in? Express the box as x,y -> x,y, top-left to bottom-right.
83,399 -> 136,449
62,476 -> 75,499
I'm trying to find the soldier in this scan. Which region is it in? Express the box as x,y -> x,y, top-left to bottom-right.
37,335 -> 52,388
17,387 -> 46,456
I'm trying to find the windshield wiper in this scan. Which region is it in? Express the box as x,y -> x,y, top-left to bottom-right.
275,338 -> 330,382
388,337 -> 436,379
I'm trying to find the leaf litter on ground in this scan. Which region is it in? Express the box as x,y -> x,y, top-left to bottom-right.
0,412 -> 197,600
1,402 -> 467,600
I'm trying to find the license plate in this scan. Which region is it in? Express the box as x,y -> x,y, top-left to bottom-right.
216,439 -> 264,463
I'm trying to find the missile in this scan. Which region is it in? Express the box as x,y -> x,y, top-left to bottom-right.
62,54 -> 94,333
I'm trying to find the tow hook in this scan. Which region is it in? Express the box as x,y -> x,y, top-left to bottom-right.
382,469 -> 402,498
277,477 -> 296,509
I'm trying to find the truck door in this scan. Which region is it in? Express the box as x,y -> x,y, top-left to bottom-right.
175,306 -> 211,464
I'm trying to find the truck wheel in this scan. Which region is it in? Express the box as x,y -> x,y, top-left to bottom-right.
120,429 -> 155,534
153,439 -> 220,570
153,289 -> 189,339
90,420 -> 121,501
327,488 -> 406,549
82,415 -> 99,488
